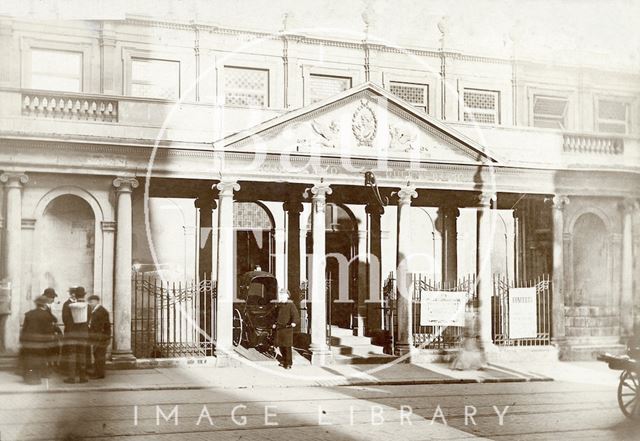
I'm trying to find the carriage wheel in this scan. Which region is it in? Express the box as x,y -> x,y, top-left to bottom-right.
232,309 -> 243,347
617,370 -> 640,419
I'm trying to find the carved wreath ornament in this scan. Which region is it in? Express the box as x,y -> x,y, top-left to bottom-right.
352,100 -> 377,147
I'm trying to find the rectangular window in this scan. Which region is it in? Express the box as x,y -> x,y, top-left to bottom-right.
389,81 -> 429,112
533,95 -> 568,129
597,99 -> 629,134
308,74 -> 351,104
30,48 -> 83,92
463,88 -> 500,124
130,58 -> 180,100
224,66 -> 269,107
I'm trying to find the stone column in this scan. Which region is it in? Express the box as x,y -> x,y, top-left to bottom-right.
214,179 -> 240,362
195,196 -> 216,280
620,199 -> 637,337
284,200 -> 303,307
439,205 -> 459,284
551,195 -> 569,346
513,205 -> 527,282
395,184 -> 418,358
366,203 -> 384,333
101,221 -> 116,318
112,177 -> 138,362
354,228 -> 368,336
0,172 -> 28,354
476,191 -> 496,347
308,182 -> 332,365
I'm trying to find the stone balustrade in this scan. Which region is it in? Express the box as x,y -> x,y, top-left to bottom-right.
563,133 -> 623,155
22,91 -> 118,122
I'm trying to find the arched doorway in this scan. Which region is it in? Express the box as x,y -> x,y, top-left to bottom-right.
38,194 -> 95,317
307,203 -> 358,329
234,202 -> 275,277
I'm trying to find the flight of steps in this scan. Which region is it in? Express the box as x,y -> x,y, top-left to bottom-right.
329,326 -> 397,365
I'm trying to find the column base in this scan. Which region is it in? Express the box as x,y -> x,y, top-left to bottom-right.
111,351 -> 136,369
394,343 -> 415,362
310,345 -> 333,366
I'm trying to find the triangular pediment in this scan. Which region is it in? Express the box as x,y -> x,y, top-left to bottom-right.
216,82 -> 498,164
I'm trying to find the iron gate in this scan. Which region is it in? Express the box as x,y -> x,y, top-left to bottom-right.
492,274 -> 551,346
132,273 -> 217,358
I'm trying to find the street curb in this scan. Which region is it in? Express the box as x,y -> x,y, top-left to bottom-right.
0,375 -> 553,395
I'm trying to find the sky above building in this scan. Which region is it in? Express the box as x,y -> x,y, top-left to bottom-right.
2,0 -> 640,70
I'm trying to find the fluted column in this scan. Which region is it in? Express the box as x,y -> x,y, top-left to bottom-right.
308,182 -> 332,365
476,191 -> 496,347
214,179 -> 240,361
551,195 -> 569,345
395,184 -> 418,357
284,200 -> 303,307
112,177 -> 138,361
620,199 -> 637,337
0,172 -> 28,354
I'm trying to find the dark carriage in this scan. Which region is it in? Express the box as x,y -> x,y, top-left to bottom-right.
598,334 -> 640,419
232,270 -> 278,354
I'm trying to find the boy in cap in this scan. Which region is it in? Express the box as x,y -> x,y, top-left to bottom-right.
87,295 -> 110,379
20,295 -> 57,385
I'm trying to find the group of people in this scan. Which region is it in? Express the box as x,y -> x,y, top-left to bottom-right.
19,286 -> 111,385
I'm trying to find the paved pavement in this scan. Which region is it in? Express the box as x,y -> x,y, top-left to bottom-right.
0,361 -> 637,441
0,358 -> 550,394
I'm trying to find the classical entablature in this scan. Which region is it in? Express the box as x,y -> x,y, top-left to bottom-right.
215,82 -> 499,166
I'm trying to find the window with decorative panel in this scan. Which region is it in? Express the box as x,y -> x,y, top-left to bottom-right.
308,74 -> 351,104
130,58 -> 180,100
389,82 -> 429,112
533,95 -> 568,129
596,99 -> 629,134
463,88 -> 500,124
30,48 -> 83,92
224,66 -> 269,107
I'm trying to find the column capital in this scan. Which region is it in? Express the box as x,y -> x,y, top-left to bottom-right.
215,179 -> 240,196
477,191 -> 496,208
0,172 -> 28,187
365,202 -> 385,216
619,198 -> 639,215
113,177 -> 139,193
194,195 -> 217,210
548,194 -> 569,210
283,199 -> 304,214
305,182 -> 332,199
396,184 -> 418,205
439,204 -> 460,218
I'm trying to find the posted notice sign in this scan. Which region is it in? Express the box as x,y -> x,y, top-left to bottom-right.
420,291 -> 466,327
508,287 -> 538,339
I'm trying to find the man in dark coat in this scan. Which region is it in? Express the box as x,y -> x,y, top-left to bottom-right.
63,287 -> 89,383
272,289 -> 300,369
20,295 -> 56,385
42,288 -> 62,373
60,286 -> 78,373
87,295 -> 111,379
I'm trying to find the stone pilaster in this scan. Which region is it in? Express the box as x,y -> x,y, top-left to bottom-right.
476,191 -> 496,348
195,196 -> 217,280
283,200 -> 303,307
620,199 -> 637,337
439,205 -> 460,284
551,195 -> 569,346
365,203 -> 384,333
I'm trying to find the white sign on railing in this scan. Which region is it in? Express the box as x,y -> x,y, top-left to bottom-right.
508,287 -> 538,339
420,291 -> 466,327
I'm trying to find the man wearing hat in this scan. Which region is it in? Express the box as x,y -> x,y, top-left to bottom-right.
42,288 -> 63,372
87,295 -> 110,379
63,287 -> 89,383
60,286 -> 77,374
20,295 -> 57,385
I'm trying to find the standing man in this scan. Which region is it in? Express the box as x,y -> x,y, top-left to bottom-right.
64,287 -> 89,384
60,286 -> 77,374
20,295 -> 56,385
42,288 -> 62,373
87,295 -> 111,379
272,289 -> 300,369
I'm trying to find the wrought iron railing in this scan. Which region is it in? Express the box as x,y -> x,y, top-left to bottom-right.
131,273 -> 217,358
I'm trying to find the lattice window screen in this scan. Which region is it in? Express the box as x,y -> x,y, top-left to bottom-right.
308,74 -> 351,104
389,82 -> 429,112
233,202 -> 273,229
533,95 -> 568,129
130,58 -> 180,100
224,66 -> 269,107
463,89 -> 500,124
597,99 -> 628,134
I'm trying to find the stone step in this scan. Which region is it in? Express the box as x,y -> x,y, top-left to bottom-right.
563,344 -> 627,361
330,344 -> 387,357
